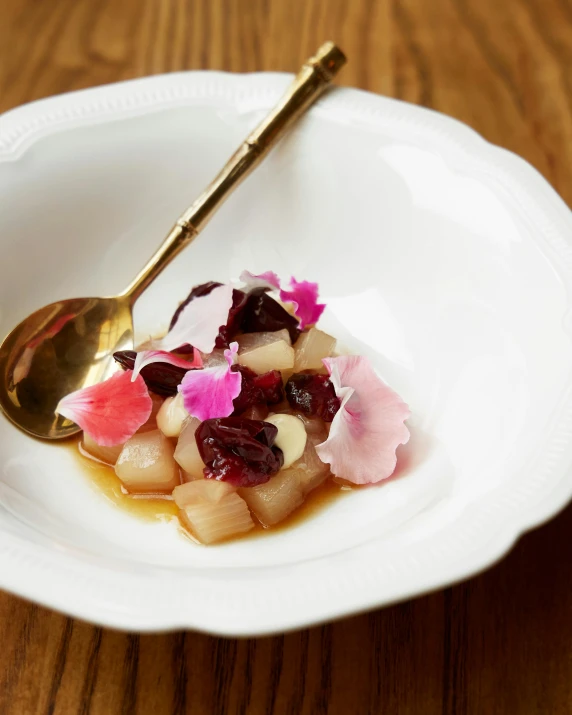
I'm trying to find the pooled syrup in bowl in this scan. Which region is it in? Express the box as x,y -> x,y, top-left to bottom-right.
67,437 -> 349,543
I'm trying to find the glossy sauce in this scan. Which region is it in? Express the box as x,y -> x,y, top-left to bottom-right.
67,438 -> 351,541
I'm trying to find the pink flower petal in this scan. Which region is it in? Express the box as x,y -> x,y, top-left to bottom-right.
131,349 -> 203,381
315,356 -> 410,484
153,284 -> 234,353
56,370 -> 153,447
239,270 -> 281,292
178,341 -> 242,421
279,277 -> 326,329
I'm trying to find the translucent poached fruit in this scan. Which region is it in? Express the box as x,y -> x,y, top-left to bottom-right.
80,325 -> 339,543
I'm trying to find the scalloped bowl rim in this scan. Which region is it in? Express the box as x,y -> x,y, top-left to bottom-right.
1,71 -> 572,634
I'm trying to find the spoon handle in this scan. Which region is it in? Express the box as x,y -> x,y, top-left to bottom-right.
120,41 -> 346,303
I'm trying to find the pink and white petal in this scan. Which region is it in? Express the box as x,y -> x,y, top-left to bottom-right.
279,277 -> 326,329
178,360 -> 242,421
131,350 -> 203,381
56,370 -> 153,447
316,355 -> 410,484
153,283 -> 234,354
239,270 -> 281,292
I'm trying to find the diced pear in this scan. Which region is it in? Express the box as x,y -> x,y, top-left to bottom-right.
264,413 -> 307,468
238,329 -> 292,349
293,328 -> 336,371
173,479 -> 235,507
240,469 -> 304,527
292,431 -> 331,495
174,416 -> 204,479
240,427 -> 329,526
81,433 -> 124,466
157,393 -> 188,438
115,429 -> 180,493
174,480 -> 254,544
237,331 -> 294,374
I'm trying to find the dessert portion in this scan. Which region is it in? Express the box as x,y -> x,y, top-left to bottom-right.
56,271 -> 410,544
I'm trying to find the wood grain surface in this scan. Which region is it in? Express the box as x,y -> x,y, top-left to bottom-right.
2,0 -> 572,713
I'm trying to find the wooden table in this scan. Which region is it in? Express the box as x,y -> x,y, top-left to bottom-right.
2,0 -> 572,712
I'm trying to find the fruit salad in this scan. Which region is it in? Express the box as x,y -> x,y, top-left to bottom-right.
56,271 -> 410,545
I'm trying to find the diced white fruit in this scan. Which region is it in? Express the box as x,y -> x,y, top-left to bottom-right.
293,431 -> 331,495
81,433 -> 124,466
265,413 -> 307,468
173,480 -> 254,544
293,328 -> 336,371
157,393 -> 188,438
237,331 -> 294,374
240,469 -> 304,527
174,416 -> 204,479
240,426 -> 329,526
173,479 -> 235,507
115,429 -> 180,493
238,329 -> 292,349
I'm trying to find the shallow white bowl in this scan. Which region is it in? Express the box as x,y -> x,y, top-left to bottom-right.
1,72 -> 572,635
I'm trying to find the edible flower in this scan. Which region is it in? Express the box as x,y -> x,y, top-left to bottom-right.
240,270 -> 325,329
178,342 -> 242,421
131,349 -> 203,381
239,270 -> 281,291
315,356 -> 410,484
152,283 -> 234,354
279,277 -> 325,329
56,370 -> 153,446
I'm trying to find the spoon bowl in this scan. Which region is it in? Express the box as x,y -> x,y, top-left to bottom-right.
0,296 -> 133,439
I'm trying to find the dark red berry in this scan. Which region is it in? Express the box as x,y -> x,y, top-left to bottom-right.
113,350 -> 192,396
196,417 -> 284,487
241,289 -> 300,344
231,365 -> 284,414
285,372 -> 341,422
169,281 -> 248,349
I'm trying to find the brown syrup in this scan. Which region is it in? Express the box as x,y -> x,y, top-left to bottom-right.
66,438 -> 351,541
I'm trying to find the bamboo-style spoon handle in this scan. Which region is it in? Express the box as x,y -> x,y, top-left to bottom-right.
120,41 -> 346,303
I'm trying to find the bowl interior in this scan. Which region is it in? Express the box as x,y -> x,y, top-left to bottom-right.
0,100 -> 570,572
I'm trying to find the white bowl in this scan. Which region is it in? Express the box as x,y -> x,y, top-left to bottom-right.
1,72 -> 572,635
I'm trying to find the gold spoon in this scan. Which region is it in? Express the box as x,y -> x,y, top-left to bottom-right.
0,42 -> 346,441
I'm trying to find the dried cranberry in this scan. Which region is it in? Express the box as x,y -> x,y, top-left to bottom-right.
113,350 -> 189,396
231,365 -> 284,414
196,417 -> 284,487
285,372 -> 341,422
169,281 -> 248,349
241,289 -> 301,344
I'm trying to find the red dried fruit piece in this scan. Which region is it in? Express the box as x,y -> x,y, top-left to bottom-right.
285,372 -> 341,422
169,281 -> 247,349
240,289 -> 301,344
231,365 -> 284,414
196,417 -> 284,487
114,350 -> 192,396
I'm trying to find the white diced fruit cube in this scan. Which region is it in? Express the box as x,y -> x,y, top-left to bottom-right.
173,481 -> 254,544
115,430 -> 180,493
81,432 -> 124,466
240,428 -> 329,527
293,327 -> 336,371
174,416 -> 205,480
237,330 -> 294,373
